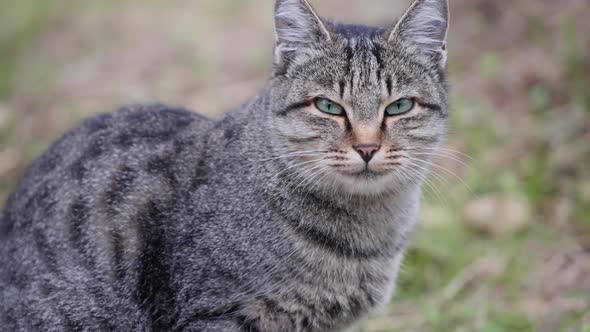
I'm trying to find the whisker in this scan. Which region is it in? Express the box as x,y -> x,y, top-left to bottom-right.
329,164 -> 348,168
273,158 -> 325,178
386,154 -> 403,160
402,165 -> 448,206
405,159 -> 451,187
409,152 -> 472,170
407,149 -> 472,163
405,146 -> 475,162
406,156 -> 476,196
258,150 -> 328,162
301,168 -> 332,202
293,165 -> 329,194
288,163 -> 327,188
260,162 -> 327,213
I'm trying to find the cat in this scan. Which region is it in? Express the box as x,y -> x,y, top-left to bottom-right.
0,0 -> 450,331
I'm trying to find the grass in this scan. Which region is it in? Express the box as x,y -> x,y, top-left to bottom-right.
0,0 -> 55,99
1,0 -> 589,331
563,18 -> 590,113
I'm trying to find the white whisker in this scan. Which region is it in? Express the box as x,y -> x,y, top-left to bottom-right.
406,156 -> 475,196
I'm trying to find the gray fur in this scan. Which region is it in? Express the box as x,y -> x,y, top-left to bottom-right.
0,0 -> 449,331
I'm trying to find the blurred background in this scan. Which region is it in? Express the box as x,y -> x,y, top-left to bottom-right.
1,0 -> 589,331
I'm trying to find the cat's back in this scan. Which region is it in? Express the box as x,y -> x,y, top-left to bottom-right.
0,104 -> 210,330
2,104 -> 209,231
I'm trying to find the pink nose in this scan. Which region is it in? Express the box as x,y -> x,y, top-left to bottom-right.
354,144 -> 380,163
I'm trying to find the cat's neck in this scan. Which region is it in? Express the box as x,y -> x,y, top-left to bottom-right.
257,166 -> 420,259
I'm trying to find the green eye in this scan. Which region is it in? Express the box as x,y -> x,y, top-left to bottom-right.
315,98 -> 345,116
386,98 -> 415,116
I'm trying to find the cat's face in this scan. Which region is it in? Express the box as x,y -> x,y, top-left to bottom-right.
270,0 -> 449,196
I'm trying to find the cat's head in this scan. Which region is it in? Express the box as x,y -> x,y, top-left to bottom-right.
268,0 -> 449,196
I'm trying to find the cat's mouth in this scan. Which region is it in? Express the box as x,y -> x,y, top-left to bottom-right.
345,169 -> 386,179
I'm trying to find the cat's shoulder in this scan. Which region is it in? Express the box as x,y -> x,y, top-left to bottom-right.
60,104 -> 210,152
38,103 -> 208,162
81,104 -> 209,136
13,104 -> 210,196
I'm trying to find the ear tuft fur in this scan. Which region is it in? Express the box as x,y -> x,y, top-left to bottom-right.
390,0 -> 449,66
274,0 -> 331,63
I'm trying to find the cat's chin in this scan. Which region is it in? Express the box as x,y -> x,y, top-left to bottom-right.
327,171 -> 402,196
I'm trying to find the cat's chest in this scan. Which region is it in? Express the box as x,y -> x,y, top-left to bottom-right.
240,253 -> 401,331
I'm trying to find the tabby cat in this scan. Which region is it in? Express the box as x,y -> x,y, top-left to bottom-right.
0,0 -> 450,330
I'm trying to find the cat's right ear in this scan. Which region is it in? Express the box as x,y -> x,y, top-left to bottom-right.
274,0 -> 331,66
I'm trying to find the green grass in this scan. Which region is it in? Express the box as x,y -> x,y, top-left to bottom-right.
563,18 -> 590,113
0,0 -> 55,100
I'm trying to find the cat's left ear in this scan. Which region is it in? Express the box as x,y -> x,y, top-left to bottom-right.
389,0 -> 449,67
274,0 -> 331,64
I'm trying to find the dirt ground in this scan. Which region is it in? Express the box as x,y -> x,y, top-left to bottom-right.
1,0 -> 589,331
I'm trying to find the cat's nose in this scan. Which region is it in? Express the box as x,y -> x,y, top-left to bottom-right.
354,144 -> 380,163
